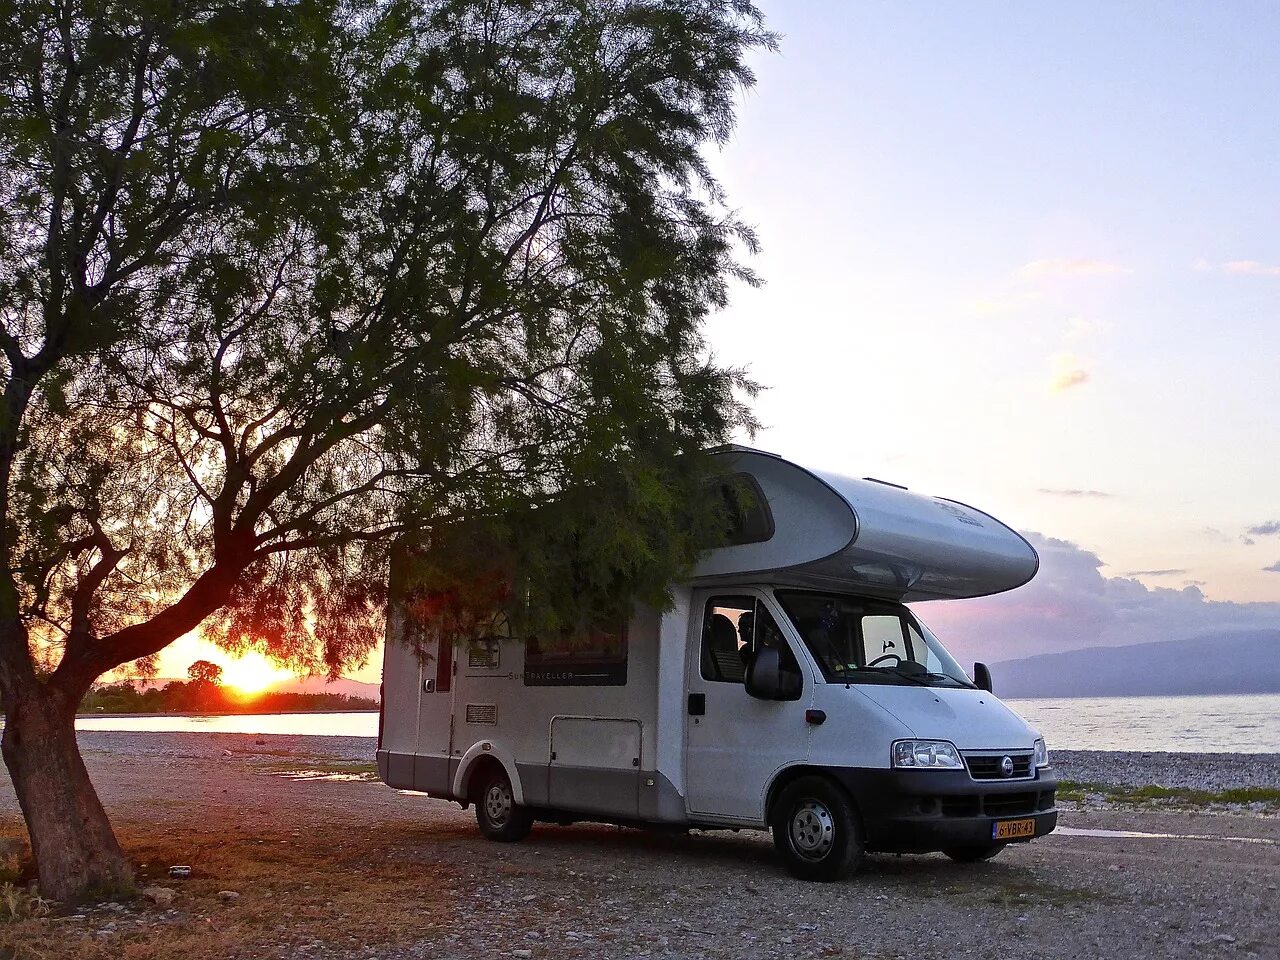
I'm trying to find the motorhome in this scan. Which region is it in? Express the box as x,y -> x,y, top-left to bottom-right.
377,447 -> 1057,880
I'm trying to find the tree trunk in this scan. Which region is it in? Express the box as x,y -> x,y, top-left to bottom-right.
1,686 -> 133,903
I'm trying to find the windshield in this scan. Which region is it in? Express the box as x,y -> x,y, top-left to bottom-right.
774,591 -> 973,688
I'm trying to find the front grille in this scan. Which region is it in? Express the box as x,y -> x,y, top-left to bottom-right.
982,792 -> 1039,817
924,789 -> 1055,819
963,752 -> 1034,780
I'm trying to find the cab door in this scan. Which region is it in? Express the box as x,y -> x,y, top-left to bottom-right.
684,590 -> 812,823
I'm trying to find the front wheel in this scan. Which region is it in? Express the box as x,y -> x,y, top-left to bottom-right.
770,776 -> 864,881
474,767 -> 533,842
943,844 -> 1004,863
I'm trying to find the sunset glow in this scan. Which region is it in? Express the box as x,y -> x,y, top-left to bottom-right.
216,652 -> 295,696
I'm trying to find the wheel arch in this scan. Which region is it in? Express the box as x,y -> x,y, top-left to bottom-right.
765,764 -> 863,826
452,741 -> 525,806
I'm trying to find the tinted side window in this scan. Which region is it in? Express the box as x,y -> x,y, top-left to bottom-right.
524,625 -> 628,686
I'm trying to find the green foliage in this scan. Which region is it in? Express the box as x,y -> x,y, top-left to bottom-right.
0,0 -> 772,693
186,659 -> 224,685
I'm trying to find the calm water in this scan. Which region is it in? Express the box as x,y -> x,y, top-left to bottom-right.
70,693 -> 1280,753
1006,694 -> 1280,754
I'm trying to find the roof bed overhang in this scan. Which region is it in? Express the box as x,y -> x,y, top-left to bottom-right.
692,447 -> 1039,602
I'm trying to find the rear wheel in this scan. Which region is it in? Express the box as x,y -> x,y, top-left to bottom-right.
474,767 -> 533,842
770,776 -> 864,881
943,844 -> 1004,863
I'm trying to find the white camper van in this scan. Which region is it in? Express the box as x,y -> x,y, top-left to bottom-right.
377,447 -> 1057,880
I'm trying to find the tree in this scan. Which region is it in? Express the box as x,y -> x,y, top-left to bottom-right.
0,0 -> 770,902
186,660 -> 223,687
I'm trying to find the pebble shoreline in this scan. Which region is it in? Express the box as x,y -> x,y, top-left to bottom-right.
72,730 -> 1280,792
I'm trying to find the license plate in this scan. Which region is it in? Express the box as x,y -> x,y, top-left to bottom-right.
992,818 -> 1036,841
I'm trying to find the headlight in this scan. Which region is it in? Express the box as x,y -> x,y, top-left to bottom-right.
891,739 -> 963,769
1033,738 -> 1050,769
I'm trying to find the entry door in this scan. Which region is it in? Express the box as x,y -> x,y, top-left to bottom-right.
413,633 -> 455,793
685,590 -> 812,822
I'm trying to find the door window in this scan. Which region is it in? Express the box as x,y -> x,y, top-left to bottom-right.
700,595 -> 799,684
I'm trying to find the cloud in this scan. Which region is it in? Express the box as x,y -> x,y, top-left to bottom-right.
1064,317 -> 1111,341
1241,536 -> 1257,547
912,533 -> 1280,663
1122,568 -> 1187,577
1049,353 -> 1089,392
1265,561 -> 1280,574
1246,521 -> 1280,537
1224,260 -> 1280,277
1019,258 -> 1132,279
1039,488 -> 1113,499
1184,579 -> 1206,587
1194,258 -> 1280,277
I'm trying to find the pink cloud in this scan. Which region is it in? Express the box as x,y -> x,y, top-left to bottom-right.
912,533 -> 1280,664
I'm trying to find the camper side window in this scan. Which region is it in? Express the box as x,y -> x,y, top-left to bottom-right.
719,474 -> 774,546
701,596 -> 798,683
524,625 -> 628,686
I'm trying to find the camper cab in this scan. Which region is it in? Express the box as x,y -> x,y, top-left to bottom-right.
378,447 -> 1057,880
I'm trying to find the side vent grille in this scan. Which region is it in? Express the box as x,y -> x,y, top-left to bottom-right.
465,703 -> 497,725
468,644 -> 499,669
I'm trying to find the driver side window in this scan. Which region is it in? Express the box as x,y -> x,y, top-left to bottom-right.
700,596 -> 799,684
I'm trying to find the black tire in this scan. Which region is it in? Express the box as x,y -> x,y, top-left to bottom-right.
474,766 -> 534,842
943,844 -> 1005,863
769,776 -> 864,881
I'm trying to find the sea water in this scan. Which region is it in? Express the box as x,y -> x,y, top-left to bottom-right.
69,693 -> 1280,753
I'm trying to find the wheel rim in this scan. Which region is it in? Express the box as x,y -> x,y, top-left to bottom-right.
789,799 -> 835,861
484,781 -> 513,826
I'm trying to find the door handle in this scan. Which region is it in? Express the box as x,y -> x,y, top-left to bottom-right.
687,693 -> 706,716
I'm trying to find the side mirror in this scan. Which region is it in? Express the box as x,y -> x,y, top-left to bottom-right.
745,647 -> 802,701
973,661 -> 993,693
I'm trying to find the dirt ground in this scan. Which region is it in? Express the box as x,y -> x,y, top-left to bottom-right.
1,734 -> 1278,960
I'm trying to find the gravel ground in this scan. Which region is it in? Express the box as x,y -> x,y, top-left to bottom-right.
1051,750 -> 1280,792
71,730 -> 1280,793
2,732 -> 1278,960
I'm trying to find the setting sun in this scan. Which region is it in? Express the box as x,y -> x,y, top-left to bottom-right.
216,652 -> 295,696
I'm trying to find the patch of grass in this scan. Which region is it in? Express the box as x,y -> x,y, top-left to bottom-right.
0,883 -> 51,922
1058,781 -> 1280,810
263,760 -> 377,775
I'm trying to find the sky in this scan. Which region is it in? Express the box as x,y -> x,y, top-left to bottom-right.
154,2 -> 1280,685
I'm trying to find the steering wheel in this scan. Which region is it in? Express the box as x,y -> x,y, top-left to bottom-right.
866,653 -> 903,667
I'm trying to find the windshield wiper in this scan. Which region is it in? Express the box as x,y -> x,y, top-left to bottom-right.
877,665 -> 934,687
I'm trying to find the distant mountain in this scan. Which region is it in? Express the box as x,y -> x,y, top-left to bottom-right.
266,676 -> 380,699
991,630 -> 1280,698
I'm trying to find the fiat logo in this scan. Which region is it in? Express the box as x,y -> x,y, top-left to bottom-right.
1000,755 -> 1015,777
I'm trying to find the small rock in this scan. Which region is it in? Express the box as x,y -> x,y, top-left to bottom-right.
167,865 -> 192,879
142,886 -> 176,907
1107,864 -> 1121,872
217,890 -> 240,903
1210,935 -> 1237,945
512,952 -> 533,958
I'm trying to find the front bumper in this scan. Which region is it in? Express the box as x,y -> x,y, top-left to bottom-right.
828,766 -> 1058,853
